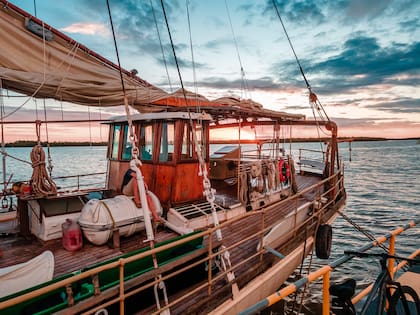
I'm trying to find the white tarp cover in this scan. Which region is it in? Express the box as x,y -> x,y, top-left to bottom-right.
0,1 -> 306,120
0,250 -> 54,298
0,2 -> 168,111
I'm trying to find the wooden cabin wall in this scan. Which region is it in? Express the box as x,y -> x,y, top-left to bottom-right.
172,162 -> 206,204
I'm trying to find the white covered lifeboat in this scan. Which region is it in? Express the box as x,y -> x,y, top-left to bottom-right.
78,193 -> 162,245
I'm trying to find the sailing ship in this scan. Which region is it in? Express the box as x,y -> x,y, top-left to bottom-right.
0,1 -> 346,314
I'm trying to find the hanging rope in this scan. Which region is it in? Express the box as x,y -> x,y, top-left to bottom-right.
30,121 -> 57,196
106,2 -> 169,313
41,99 -> 54,176
271,0 -> 331,157
150,0 -> 173,93
160,0 -> 238,298
224,0 -> 250,99
271,0 -> 330,121
105,0 -> 137,156
1,79 -> 7,191
186,0 -> 199,106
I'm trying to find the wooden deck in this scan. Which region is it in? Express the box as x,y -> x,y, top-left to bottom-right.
0,172 -> 339,315
0,174 -> 320,274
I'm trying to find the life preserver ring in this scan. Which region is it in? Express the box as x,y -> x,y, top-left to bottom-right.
129,172 -> 162,222
278,159 -> 290,183
315,224 -> 332,259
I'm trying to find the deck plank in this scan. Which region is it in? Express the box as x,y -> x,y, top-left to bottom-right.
0,173 -> 327,314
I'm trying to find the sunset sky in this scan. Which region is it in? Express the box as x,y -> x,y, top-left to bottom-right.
2,0 -> 420,142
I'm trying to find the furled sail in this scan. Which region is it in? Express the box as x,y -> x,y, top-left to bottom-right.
0,1 -> 168,111
0,1 -> 306,120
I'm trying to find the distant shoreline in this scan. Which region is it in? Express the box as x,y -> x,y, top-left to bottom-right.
209,137 -> 419,144
4,141 -> 107,147
3,137 -> 418,147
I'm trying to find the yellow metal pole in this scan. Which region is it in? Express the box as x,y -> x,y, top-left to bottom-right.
323,271 -> 330,315
388,235 -> 395,279
119,259 -> 125,315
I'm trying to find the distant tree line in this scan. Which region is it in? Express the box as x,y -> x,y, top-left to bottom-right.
5,141 -> 107,147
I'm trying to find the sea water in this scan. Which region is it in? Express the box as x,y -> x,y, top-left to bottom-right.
1,140 -> 419,313
287,139 -> 419,314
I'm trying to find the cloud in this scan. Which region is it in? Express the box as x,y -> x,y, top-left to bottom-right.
368,98 -> 420,114
341,0 -> 391,20
399,17 -> 420,33
66,1 -> 183,57
262,0 -> 326,25
155,53 -> 207,70
60,23 -> 110,37
192,76 -> 297,93
270,34 -> 420,94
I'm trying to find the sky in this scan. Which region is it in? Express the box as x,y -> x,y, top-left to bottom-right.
2,0 -> 420,142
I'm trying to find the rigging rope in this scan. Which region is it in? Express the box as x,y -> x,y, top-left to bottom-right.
271,0 -> 330,121
271,0 -> 331,158
106,1 -> 169,313
186,0 -> 199,104
42,99 -> 54,176
105,0 -> 137,155
0,79 -> 6,191
150,0 -> 173,92
224,0 -> 250,99
160,0 -> 238,297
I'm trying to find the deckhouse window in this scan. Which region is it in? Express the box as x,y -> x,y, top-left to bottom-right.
181,122 -> 207,160
111,125 -> 121,159
140,125 -> 153,161
159,122 -> 175,162
122,124 -> 133,160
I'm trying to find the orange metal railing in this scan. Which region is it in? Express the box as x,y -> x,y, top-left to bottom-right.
239,220 -> 419,315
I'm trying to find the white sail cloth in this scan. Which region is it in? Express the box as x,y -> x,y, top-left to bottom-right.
0,3 -> 168,110
0,250 -> 54,298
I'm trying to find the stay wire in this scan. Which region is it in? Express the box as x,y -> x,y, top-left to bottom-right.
186,0 -> 199,109
224,0 -> 250,99
106,0 -> 126,96
160,0 -> 203,169
42,99 -> 54,176
271,0 -> 310,91
159,0 -> 187,102
160,0 -> 225,243
150,0 -> 173,93
0,79 -> 6,190
271,0 -> 330,122
106,0 -> 137,150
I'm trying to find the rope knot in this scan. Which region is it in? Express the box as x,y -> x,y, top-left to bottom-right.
30,144 -> 57,196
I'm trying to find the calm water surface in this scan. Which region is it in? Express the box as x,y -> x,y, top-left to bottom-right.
1,140 -> 419,313
286,139 -> 419,314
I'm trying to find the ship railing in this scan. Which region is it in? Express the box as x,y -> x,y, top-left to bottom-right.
238,220 -> 420,315
0,171 -> 345,314
298,148 -> 326,175
1,172 -> 107,196
52,171 -> 107,192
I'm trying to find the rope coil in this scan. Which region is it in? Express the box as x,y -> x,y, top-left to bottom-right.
30,144 -> 57,196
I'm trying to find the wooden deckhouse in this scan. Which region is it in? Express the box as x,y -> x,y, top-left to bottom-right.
105,112 -> 211,208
